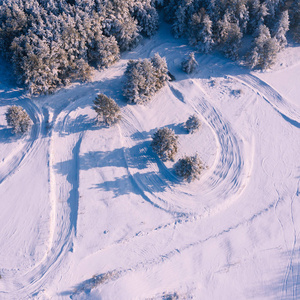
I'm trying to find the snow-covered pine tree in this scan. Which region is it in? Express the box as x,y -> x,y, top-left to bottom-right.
123,60 -> 145,104
274,10 -> 289,50
150,53 -> 170,90
182,52 -> 198,74
175,154 -> 204,182
10,31 -> 61,94
123,54 -> 169,104
290,0 -> 300,42
247,24 -> 280,69
217,12 -> 243,60
151,127 -> 178,161
88,33 -> 120,69
185,114 -> 201,133
131,0 -> 159,37
103,0 -> 140,51
189,10 -> 214,53
172,5 -> 187,38
0,1 -> 28,55
93,93 -> 121,126
6,105 -> 32,134
248,0 -> 269,34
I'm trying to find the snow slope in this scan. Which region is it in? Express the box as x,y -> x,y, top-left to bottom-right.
0,22 -> 300,300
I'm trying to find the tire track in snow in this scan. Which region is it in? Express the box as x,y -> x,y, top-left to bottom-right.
230,74 -> 300,129
0,98 -> 43,185
168,79 -> 252,217
72,197 -> 279,297
1,100 -> 85,298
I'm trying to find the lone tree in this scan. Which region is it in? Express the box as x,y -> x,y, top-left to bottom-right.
151,127 -> 178,161
175,154 -> 204,182
93,94 -> 121,126
182,52 -> 198,74
6,105 -> 32,134
185,114 -> 201,133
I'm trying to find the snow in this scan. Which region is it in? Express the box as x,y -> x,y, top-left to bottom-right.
0,22 -> 300,299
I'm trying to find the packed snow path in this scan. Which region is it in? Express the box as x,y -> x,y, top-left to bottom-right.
0,23 -> 300,299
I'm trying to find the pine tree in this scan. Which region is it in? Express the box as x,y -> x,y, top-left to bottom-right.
274,10 -> 289,50
290,0 -> 300,42
151,53 -> 170,89
247,24 -> 280,69
217,12 -> 243,60
6,105 -> 32,134
131,0 -> 159,37
88,34 -> 120,69
185,114 -> 201,133
182,52 -> 198,74
175,154 -> 204,182
93,93 -> 121,126
123,54 -> 169,104
189,10 -> 214,53
248,0 -> 269,34
172,5 -> 187,38
151,127 -> 178,161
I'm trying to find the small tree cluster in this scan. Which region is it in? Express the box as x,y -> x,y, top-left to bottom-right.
185,114 -> 201,133
151,127 -> 178,161
182,52 -> 198,74
6,105 -> 32,134
123,53 -> 170,104
175,154 -> 204,182
246,24 -> 280,70
93,94 -> 121,126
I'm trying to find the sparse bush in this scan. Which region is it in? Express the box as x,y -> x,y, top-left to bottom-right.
93,94 -> 121,126
151,127 -> 178,161
175,154 -> 204,182
185,114 -> 201,133
5,105 -> 32,134
182,52 -> 198,74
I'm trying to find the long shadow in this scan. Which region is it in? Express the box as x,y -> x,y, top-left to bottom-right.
80,141 -> 155,171
55,114 -> 100,136
0,128 -> 14,143
60,270 -> 121,298
92,170 -> 168,198
54,137 -> 82,235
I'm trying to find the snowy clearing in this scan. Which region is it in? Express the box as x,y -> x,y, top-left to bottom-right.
0,22 -> 300,300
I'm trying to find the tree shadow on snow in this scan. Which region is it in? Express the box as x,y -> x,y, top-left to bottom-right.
55,114 -> 100,136
253,248 -> 300,300
92,170 -> 169,198
80,141 -> 155,171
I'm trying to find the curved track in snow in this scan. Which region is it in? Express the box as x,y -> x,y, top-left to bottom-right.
0,98 -> 43,185
231,73 -> 300,128
0,98 -> 86,298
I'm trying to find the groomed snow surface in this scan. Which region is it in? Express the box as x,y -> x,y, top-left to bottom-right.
0,23 -> 300,300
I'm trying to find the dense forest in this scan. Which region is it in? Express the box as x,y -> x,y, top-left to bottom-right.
0,0 -> 299,94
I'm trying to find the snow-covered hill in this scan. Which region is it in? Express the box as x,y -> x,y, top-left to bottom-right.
0,22 -> 300,300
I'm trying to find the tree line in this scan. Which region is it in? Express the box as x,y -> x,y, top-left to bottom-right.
0,0 -> 299,95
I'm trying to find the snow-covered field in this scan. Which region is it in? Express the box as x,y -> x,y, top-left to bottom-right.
0,23 -> 300,300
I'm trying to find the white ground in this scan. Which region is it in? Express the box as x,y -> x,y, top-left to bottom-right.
0,23 -> 300,300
